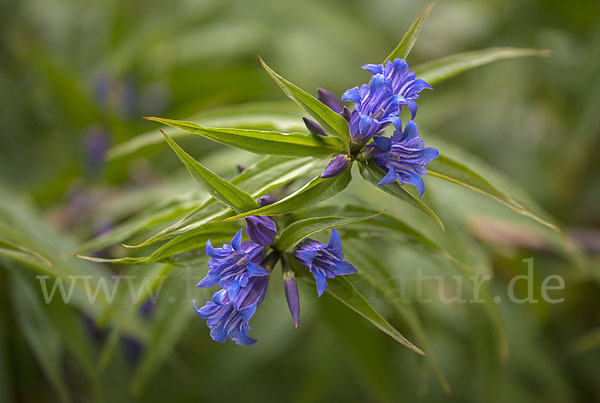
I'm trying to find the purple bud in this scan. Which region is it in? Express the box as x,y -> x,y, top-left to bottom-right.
342,106 -> 352,122
303,117 -> 327,136
82,126 -> 110,174
257,194 -> 275,206
317,88 -> 343,113
245,216 -> 278,246
282,255 -> 300,327
321,155 -> 349,178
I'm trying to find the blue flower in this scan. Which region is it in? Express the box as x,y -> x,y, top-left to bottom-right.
362,58 -> 431,119
294,229 -> 357,296
194,276 -> 269,345
371,118 -> 439,196
342,74 -> 400,143
245,216 -> 278,246
198,229 -> 269,299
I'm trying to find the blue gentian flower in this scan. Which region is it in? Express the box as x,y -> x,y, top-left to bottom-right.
342,74 -> 400,143
198,229 -> 269,299
194,275 -> 269,346
294,229 -> 357,296
362,58 -> 432,119
245,216 -> 278,246
370,118 -> 439,196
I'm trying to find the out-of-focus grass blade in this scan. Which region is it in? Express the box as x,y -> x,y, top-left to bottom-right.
259,57 -> 351,144
414,47 -> 551,86
225,168 -> 352,221
384,1 -> 435,63
160,130 -> 259,213
146,117 -> 344,157
8,270 -> 70,402
0,236 -> 52,267
344,241 -> 451,393
358,161 -> 444,229
130,272 -> 199,395
426,141 -> 560,231
292,256 -> 425,355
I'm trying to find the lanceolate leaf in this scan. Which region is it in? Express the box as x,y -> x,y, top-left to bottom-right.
122,157 -> 322,250
108,102 -> 305,160
225,168 -> 352,221
160,130 -> 258,213
384,1 -> 435,63
76,223 -> 236,265
146,117 -> 344,157
358,161 -> 444,229
413,47 -> 551,86
427,153 -> 559,230
291,257 -> 425,355
259,57 -> 351,144
275,214 -> 379,252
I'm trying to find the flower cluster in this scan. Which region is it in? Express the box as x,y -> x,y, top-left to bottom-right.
194,59 -> 435,346
315,58 -> 438,196
195,213 -> 356,345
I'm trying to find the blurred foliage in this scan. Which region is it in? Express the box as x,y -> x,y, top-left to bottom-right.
1,0 -> 599,402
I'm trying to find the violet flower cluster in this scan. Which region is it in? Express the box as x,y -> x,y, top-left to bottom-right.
312,58 -> 439,196
195,214 -> 356,345
195,59 -> 435,346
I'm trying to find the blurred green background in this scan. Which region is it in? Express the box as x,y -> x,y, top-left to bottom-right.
1,0 -> 599,402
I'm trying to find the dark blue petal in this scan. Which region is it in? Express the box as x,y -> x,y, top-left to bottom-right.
372,136 -> 391,151
295,249 -> 317,266
342,87 -> 361,104
245,216 -> 277,246
317,88 -> 343,113
313,271 -> 328,297
231,229 -> 243,252
407,99 -> 418,119
248,262 -> 270,276
197,272 -> 220,288
378,169 -> 397,186
327,228 -> 342,250
334,260 -> 357,276
362,64 -> 383,75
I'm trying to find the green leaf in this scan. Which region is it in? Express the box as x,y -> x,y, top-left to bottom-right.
225,168 -> 352,221
77,223 -> 236,265
0,235 -> 52,266
8,270 -> 70,402
160,130 -> 258,213
291,257 -> 425,355
130,271 -> 196,394
275,213 -> 379,251
343,242 -> 451,393
358,161 -> 444,229
108,102 -> 306,160
427,153 -> 559,231
146,117 -> 344,157
259,57 -> 351,144
123,156 -> 322,250
413,47 -> 551,86
384,0 -> 435,62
